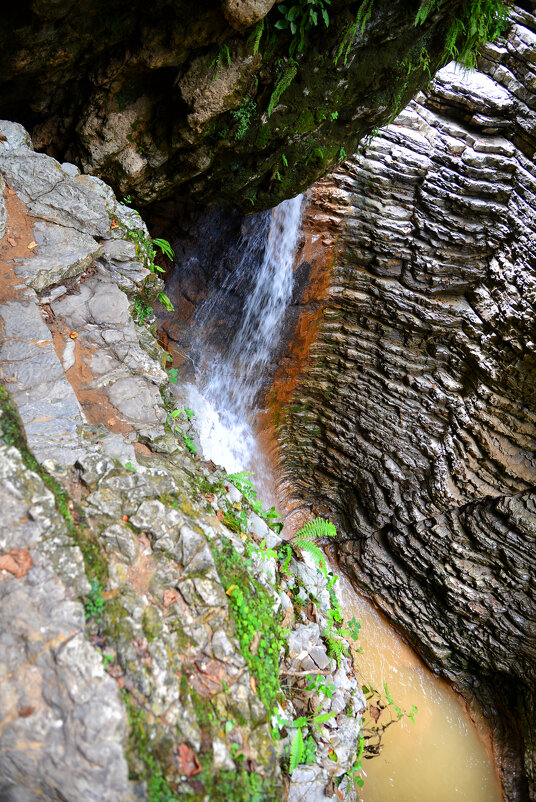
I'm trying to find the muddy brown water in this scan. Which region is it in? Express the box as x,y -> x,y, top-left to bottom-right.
335,571 -> 503,802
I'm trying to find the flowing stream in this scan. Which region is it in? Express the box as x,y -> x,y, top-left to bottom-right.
176,193 -> 503,801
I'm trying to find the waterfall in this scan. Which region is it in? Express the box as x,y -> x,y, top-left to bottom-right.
185,194 -> 303,476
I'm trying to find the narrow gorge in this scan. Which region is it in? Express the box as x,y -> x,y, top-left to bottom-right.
0,1 -> 535,801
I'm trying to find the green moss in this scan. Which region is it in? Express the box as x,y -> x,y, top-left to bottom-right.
202,768 -> 280,801
0,385 -> 108,583
123,691 -> 181,802
142,605 -> 163,642
212,537 -> 284,713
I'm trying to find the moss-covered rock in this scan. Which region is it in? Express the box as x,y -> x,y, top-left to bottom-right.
0,0 -> 507,212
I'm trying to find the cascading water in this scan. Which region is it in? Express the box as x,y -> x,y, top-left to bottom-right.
184,194 -> 304,482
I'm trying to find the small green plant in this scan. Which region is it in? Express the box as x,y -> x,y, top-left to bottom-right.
166,367 -> 179,384
292,517 -> 337,579
183,433 -> 196,454
214,538 -> 285,711
306,673 -> 336,699
102,653 -> 114,668
84,578 -> 106,621
116,212 -> 175,313
133,298 -> 153,325
275,0 -> 330,56
248,18 -> 265,55
210,43 -> 231,79
231,99 -> 257,140
124,461 -> 136,472
267,59 -> 299,117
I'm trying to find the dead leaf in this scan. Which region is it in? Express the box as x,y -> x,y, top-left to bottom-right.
204,494 -> 214,503
216,510 -> 224,522
110,220 -> 118,229
163,588 -> 179,608
250,631 -> 261,656
7,237 -> 16,246
250,675 -> 257,695
187,658 -> 227,697
69,331 -> 78,339
0,134 -> 7,142
175,743 -> 202,777
18,706 -> 35,718
0,549 -> 32,578
106,663 -> 124,679
370,705 -> 381,723
27,241 -> 37,250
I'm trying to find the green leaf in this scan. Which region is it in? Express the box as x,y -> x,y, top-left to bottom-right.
158,291 -> 175,311
291,717 -> 308,727
152,238 -> 174,261
274,19 -> 288,29
289,727 -> 305,773
312,710 -> 338,726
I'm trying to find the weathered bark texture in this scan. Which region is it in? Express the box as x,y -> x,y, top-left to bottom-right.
1,0 -> 471,211
278,8 -> 536,800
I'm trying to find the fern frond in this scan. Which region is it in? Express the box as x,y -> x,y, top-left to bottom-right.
267,60 -> 298,117
294,540 -> 328,578
294,518 -> 337,542
356,0 -> 374,34
249,18 -> 265,55
289,726 -> 305,773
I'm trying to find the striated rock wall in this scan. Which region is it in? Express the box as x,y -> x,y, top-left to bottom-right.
0,0 -> 493,212
278,8 -> 536,799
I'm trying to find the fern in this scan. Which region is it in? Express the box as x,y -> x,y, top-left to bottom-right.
294,518 -> 337,541
356,0 -> 374,33
289,726 -> 305,772
248,18 -> 265,55
334,20 -> 358,66
267,60 -> 298,117
414,0 -> 439,26
293,517 -> 337,578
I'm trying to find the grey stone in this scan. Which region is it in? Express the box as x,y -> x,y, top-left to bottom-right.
0,174 -> 6,239
0,120 -> 33,152
11,219 -> 102,292
287,764 -> 330,802
100,523 -> 139,564
0,296 -> 86,464
0,147 -> 112,237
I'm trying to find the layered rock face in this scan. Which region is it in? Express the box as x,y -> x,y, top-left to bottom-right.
278,7 -> 536,799
0,0 -> 478,211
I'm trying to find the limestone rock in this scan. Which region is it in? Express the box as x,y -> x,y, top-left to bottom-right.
0,119 -> 364,800
221,0 -> 278,30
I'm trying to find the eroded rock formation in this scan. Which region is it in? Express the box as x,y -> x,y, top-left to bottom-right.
0,0 -> 485,212
277,8 -> 536,800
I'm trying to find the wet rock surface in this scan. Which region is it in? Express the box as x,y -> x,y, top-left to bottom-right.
279,9 -> 536,800
0,121 -> 364,800
0,0 -> 473,212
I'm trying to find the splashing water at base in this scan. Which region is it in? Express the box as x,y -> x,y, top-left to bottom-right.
336,572 -> 503,802
185,194 -> 303,486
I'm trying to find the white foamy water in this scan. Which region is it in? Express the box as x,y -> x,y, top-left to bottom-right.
186,194 -> 303,476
